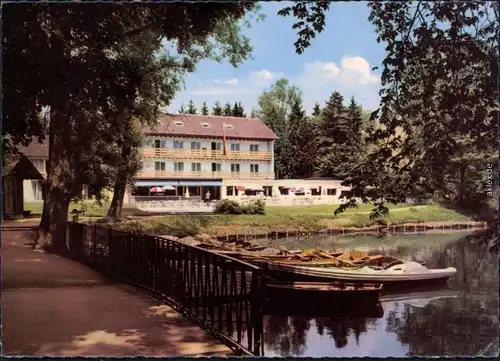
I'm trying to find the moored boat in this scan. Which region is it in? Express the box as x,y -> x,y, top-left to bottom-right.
263,261 -> 457,291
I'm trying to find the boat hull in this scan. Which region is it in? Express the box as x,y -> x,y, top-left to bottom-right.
263,263 -> 454,292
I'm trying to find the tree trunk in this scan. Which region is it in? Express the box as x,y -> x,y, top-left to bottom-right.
107,141 -> 132,220
107,175 -> 128,219
36,106 -> 72,253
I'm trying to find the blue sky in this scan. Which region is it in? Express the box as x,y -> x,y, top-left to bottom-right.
167,2 -> 386,115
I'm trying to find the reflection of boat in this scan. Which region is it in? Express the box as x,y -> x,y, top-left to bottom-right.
380,288 -> 459,307
263,261 -> 457,290
264,298 -> 385,318
263,280 -> 383,315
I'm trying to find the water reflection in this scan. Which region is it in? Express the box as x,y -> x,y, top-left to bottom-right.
258,232 -> 499,357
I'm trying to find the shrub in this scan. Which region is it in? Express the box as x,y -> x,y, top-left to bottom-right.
244,200 -> 266,215
214,199 -> 266,215
214,199 -> 243,214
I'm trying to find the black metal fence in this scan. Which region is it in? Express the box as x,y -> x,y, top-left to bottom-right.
67,222 -> 264,356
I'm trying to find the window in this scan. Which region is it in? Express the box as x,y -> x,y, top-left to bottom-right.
174,162 -> 184,171
225,124 -> 234,129
250,164 -> 259,173
174,121 -> 184,126
231,164 -> 240,173
211,163 -> 221,172
191,162 -> 201,172
200,122 -> 210,128
263,186 -> 273,197
154,139 -> 166,148
226,186 -> 234,196
230,143 -> 240,151
190,141 -> 201,149
211,142 -> 221,151
173,140 -> 184,149
155,162 -> 166,171
250,144 -> 259,152
327,188 -> 337,196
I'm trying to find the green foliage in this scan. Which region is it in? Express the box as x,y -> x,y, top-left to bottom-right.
214,199 -> 266,215
223,102 -> 233,116
287,98 -> 318,178
201,102 -> 209,115
212,101 -> 223,116
231,101 -> 245,117
280,1 -> 498,225
187,100 -> 197,115
312,102 -> 322,116
255,79 -> 303,179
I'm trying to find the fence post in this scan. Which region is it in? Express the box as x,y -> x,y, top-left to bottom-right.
108,227 -> 113,275
93,223 -> 97,262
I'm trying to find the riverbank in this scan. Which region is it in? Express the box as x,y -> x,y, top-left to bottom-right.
100,204 -> 477,238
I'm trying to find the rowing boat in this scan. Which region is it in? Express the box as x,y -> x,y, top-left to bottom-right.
263,261 -> 457,290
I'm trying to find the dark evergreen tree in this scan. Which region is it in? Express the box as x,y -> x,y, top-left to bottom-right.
223,102 -> 232,116
187,99 -> 197,114
212,101 -> 223,116
232,101 -> 245,117
312,102 -> 321,116
317,91 -> 350,178
201,101 -> 209,115
288,98 -> 318,178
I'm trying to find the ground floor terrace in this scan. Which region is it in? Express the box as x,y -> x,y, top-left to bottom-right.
129,178 -> 354,211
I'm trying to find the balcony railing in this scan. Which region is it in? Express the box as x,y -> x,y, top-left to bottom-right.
141,148 -> 273,161
136,171 -> 275,180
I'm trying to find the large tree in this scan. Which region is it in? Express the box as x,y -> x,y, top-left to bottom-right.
280,1 -> 498,222
255,79 -> 303,179
288,98 -> 318,179
3,2 -> 259,250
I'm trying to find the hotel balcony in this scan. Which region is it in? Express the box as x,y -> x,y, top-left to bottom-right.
141,148 -> 273,161
136,171 -> 275,180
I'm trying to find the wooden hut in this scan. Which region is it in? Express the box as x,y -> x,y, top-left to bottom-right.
2,155 -> 44,219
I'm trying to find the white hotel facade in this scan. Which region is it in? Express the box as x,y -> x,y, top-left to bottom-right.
20,114 -> 351,207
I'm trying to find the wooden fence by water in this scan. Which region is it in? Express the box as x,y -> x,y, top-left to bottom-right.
67,222 -> 264,356
214,222 -> 488,242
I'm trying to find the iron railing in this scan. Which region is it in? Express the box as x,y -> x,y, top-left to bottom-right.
67,222 -> 264,356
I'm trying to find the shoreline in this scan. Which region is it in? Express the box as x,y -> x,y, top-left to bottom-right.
207,221 -> 488,241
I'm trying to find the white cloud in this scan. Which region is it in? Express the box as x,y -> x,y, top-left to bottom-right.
223,78 -> 239,85
248,69 -> 284,87
293,56 -> 381,112
168,56 -> 381,115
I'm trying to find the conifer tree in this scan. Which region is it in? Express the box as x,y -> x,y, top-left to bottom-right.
201,102 -> 209,115
223,102 -> 232,116
178,103 -> 186,114
212,101 -> 223,116
187,99 -> 197,114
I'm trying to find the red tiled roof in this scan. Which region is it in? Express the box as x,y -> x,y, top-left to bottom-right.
144,114 -> 278,141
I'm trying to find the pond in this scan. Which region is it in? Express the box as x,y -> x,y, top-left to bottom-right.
252,232 -> 499,357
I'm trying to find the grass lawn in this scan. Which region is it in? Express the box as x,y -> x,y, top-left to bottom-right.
24,201 -> 138,219
103,203 -> 474,238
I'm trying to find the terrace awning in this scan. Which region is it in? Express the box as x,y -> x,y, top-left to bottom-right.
135,180 -> 179,187
177,180 -> 222,187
